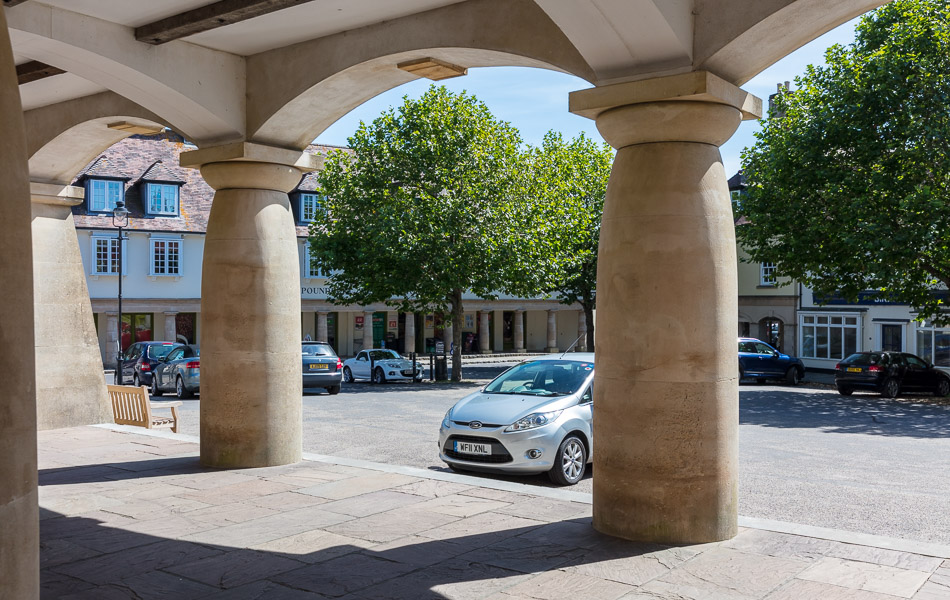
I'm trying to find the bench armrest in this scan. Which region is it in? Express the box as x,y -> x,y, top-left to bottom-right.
150,401 -> 183,408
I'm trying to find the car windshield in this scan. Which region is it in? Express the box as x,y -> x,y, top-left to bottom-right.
368,350 -> 400,360
148,344 -> 179,359
484,360 -> 593,396
302,344 -> 335,357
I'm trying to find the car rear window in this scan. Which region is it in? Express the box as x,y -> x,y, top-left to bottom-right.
302,344 -> 336,357
148,344 -> 179,359
841,353 -> 885,366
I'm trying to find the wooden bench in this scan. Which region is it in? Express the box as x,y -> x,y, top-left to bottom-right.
108,384 -> 182,433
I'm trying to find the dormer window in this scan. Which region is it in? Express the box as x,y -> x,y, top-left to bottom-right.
88,179 -> 124,212
300,193 -> 325,223
146,183 -> 180,216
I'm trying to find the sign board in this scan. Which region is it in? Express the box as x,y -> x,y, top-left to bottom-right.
388,320 -> 397,328
355,316 -> 364,325
435,341 -> 445,354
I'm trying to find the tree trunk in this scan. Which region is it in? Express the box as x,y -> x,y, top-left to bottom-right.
450,289 -> 463,381
584,302 -> 595,352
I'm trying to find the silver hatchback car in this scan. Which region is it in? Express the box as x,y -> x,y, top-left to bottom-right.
439,353 -> 594,485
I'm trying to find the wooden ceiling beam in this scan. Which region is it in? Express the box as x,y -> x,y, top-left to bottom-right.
16,61 -> 65,85
135,0 -> 320,45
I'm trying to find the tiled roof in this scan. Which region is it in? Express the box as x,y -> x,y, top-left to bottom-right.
72,135 -> 344,235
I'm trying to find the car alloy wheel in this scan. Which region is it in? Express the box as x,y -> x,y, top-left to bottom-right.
548,435 -> 586,486
882,378 -> 899,399
133,373 -> 141,387
151,377 -> 162,397
937,377 -> 950,398
786,367 -> 801,385
176,376 -> 191,400
343,367 -> 353,383
373,368 -> 386,384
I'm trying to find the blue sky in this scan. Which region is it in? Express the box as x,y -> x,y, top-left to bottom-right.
315,18 -> 861,177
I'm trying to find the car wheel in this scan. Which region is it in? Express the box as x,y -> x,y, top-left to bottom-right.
151,376 -> 163,397
176,376 -> 193,399
548,435 -> 587,486
936,377 -> 950,398
343,367 -> 354,383
785,367 -> 801,385
738,367 -> 745,381
881,377 -> 900,399
836,385 -> 853,396
414,376 -> 424,383
373,367 -> 386,384
327,385 -> 340,395
756,378 -> 767,385
133,373 -> 141,388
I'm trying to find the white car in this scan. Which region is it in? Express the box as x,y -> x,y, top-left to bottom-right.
342,349 -> 425,383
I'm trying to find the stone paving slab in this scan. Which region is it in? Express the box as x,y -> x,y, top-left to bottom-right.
36,425 -> 950,599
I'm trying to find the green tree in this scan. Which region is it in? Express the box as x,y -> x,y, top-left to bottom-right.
525,132 -> 613,350
738,0 -> 950,323
311,86 -> 552,380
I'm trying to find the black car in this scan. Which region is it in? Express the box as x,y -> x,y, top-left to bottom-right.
116,341 -> 183,387
835,351 -> 950,398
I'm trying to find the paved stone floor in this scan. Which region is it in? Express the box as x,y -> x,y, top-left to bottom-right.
38,426 -> 950,599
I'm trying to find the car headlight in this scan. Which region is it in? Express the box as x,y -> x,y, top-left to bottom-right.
442,408 -> 453,429
388,362 -> 402,368
504,410 -> 564,432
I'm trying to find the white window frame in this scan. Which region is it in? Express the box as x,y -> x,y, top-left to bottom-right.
146,183 -> 179,216
760,262 -> 777,286
300,193 -> 324,223
799,312 -> 861,361
149,234 -> 182,277
302,242 -> 326,279
915,321 -> 950,369
88,179 -> 124,213
90,233 -> 127,276
875,322 -> 906,353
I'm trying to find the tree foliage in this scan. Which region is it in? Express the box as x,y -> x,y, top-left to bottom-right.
311,86 -> 555,380
738,0 -> 950,323
524,132 -> 613,350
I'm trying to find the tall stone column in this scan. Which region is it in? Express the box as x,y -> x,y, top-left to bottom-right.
362,310 -> 374,350
31,183 -> 112,430
164,311 -> 178,342
577,311 -> 588,352
181,143 -> 318,468
106,312 -> 119,369
0,7 -> 39,596
404,313 -> 415,354
570,72 -> 760,543
513,310 -> 525,353
317,312 -> 329,343
546,310 -> 558,352
479,311 -> 491,354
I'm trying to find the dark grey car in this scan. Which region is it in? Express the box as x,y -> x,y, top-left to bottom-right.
303,342 -> 342,394
151,345 -> 200,399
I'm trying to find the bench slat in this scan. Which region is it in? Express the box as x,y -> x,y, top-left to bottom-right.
107,384 -> 182,433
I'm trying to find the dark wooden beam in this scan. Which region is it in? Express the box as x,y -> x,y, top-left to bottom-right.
16,61 -> 65,85
3,1 -> 33,8
135,0 -> 319,45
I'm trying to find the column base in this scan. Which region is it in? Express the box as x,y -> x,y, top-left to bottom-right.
480,350 -> 492,355
514,348 -> 527,353
546,347 -> 560,353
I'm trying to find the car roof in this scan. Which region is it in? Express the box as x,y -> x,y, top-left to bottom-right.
301,341 -> 331,344
529,352 -> 595,362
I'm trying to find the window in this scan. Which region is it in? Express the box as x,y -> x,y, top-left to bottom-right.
760,262 -> 777,286
800,313 -> 860,360
303,242 -> 326,279
916,322 -> 950,368
91,234 -> 125,275
300,193 -> 325,223
120,314 -> 152,352
150,236 -> 182,276
88,179 -> 124,212
146,183 -> 179,216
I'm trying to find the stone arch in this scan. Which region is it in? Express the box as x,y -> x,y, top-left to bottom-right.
25,92 -> 178,185
759,316 -> 785,352
246,0 -> 595,149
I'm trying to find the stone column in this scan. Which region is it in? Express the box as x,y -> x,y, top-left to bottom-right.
479,311 -> 491,354
164,311 -> 178,342
317,312 -> 329,343
180,142 -> 319,468
546,310 -> 558,352
577,311 -> 588,352
105,312 -> 119,369
513,310 -> 525,353
570,71 -> 760,543
0,7 -> 39,595
31,183 -> 112,430
404,313 -> 416,354
362,310 -> 374,349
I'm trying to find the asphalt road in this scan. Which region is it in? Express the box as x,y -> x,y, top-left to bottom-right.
170,366 -> 950,545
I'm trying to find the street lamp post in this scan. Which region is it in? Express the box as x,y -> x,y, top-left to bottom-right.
113,200 -> 129,384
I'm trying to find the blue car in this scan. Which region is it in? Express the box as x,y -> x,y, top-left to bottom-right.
738,337 -> 805,384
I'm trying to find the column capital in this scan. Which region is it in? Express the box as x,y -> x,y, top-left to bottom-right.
164,311 -> 179,316
180,141 -> 321,193
30,181 -> 83,207
569,72 -> 762,150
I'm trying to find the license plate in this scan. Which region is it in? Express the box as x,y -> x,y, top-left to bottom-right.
847,367 -> 862,373
454,441 -> 491,455
309,364 -> 329,370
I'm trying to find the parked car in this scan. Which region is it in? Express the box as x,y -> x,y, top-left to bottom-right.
439,354 -> 595,486
302,341 -> 342,394
738,337 -> 805,384
151,345 -> 200,399
834,351 -> 950,398
116,341 -> 183,387
342,349 -> 425,384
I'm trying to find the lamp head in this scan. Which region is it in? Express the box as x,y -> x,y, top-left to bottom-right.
112,200 -> 129,227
